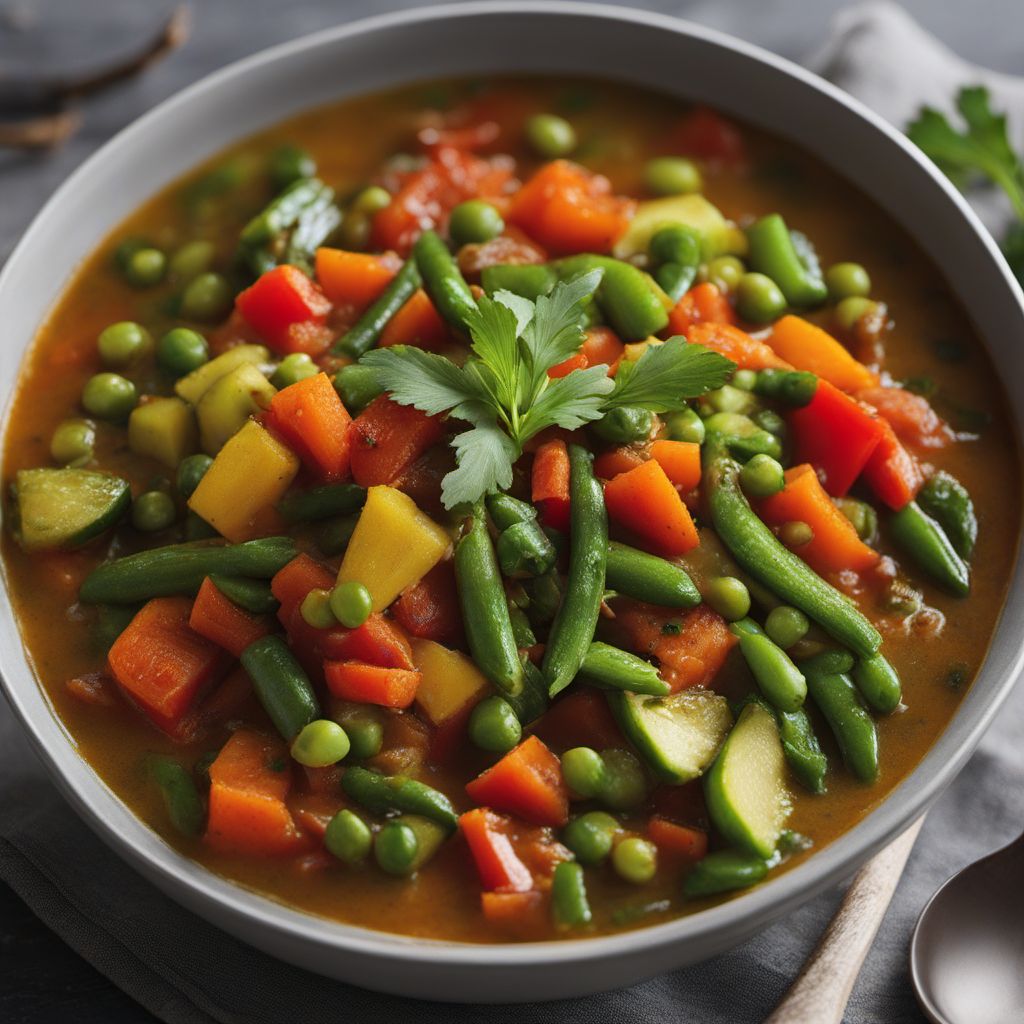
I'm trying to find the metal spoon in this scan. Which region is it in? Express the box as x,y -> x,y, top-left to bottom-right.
910,830 -> 1024,1023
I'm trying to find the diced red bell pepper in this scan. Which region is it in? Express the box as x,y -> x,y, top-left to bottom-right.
465,735 -> 568,828
672,107 -> 745,165
459,807 -> 534,893
235,265 -> 333,356
860,420 -> 925,510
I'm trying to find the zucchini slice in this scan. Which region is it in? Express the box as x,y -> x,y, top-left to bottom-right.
705,701 -> 791,858
13,468 -> 130,551
608,688 -> 732,784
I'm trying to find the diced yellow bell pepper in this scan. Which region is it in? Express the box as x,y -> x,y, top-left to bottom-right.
195,362 -> 276,455
613,194 -> 732,261
412,639 -> 490,727
337,486 -> 450,612
188,419 -> 298,541
128,397 -> 198,468
175,343 -> 270,405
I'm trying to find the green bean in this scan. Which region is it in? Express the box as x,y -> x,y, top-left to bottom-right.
240,635 -> 320,741
551,861 -> 592,927
523,570 -> 563,629
745,213 -> 828,307
315,513 -> 360,557
208,574 -> 279,615
508,604 -> 537,648
147,754 -> 204,836
455,504 -> 523,697
413,229 -> 477,331
503,657 -> 550,726
751,368 -> 819,406
703,412 -> 783,462
704,441 -> 881,658
649,225 -> 701,303
579,642 -> 670,696
341,766 -> 458,831
93,603 -> 140,653
591,406 -> 653,444
277,483 -> 366,524
917,471 -> 977,560
683,850 -> 769,897
605,541 -> 700,608
543,445 -> 608,697
802,651 -> 879,783
80,537 -> 297,604
332,364 -> 384,412
852,653 -> 903,714
333,259 -> 422,357
776,707 -> 828,794
481,263 -> 557,300
734,629 -> 807,712
268,143 -> 316,191
889,500 -> 970,597
495,522 -> 557,579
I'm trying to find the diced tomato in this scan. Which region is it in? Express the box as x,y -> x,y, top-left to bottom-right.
861,420 -> 925,510
287,607 -> 415,670
665,283 -> 736,335
349,395 -> 445,487
235,265 -> 333,356
672,107 -> 745,165
856,386 -> 955,450
547,351 -> 588,379
465,735 -> 568,827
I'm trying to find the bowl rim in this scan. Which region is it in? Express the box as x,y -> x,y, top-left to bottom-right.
2,0 -> 1023,974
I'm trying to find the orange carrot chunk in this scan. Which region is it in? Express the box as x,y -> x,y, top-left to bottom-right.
665,282 -> 736,335
323,661 -> 421,708
593,445 -> 648,481
378,288 -> 450,350
314,248 -> 400,311
650,439 -> 701,492
686,320 -> 790,371
189,577 -> 274,658
348,395 -> 445,487
647,816 -> 709,862
604,459 -> 699,557
270,553 -> 336,627
861,421 -> 924,511
767,315 -> 878,392
532,438 -> 571,531
459,807 -> 534,892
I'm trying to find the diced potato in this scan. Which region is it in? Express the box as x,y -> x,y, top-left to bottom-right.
412,639 -> 490,727
613,194 -> 731,261
188,419 -> 299,542
622,337 -> 664,363
128,397 -> 198,468
175,343 -> 270,405
196,362 -> 276,455
338,486 -> 450,612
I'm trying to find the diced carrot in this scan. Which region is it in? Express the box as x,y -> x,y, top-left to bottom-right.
531,688 -> 625,752
665,282 -> 736,335
580,326 -> 625,373
392,560 -> 464,647
206,728 -> 303,857
108,597 -> 228,737
650,439 -> 701,492
508,160 -> 634,255
532,438 -> 571,531
757,464 -> 880,574
271,553 -> 336,626
647,816 -> 709,863
314,248 -> 400,311
673,107 -> 745,165
615,602 -> 736,693
465,735 -> 568,827
264,372 -> 353,482
685,320 -> 790,370
188,664 -> 253,737
855,386 -> 955,450
323,661 -> 421,708
349,395 -> 445,487
378,288 -> 450,350
767,315 -> 878,392
189,577 -> 273,658
789,380 -> 885,496
604,459 -> 699,557
460,808 -> 534,892
290,792 -> 345,838
593,444 -> 648,480
547,351 -> 588,379
861,421 -> 924,510
235,265 -> 333,357
286,607 -> 415,670
480,890 -> 546,935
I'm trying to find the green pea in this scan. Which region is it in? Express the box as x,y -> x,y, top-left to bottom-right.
779,520 -> 814,547
176,453 -> 213,498
113,237 -> 147,274
300,588 -> 336,629
732,369 -> 758,391
705,576 -> 751,622
327,580 -> 372,628
612,836 -> 658,884
765,606 -> 810,650
834,296 -> 878,332
339,212 -> 371,251
124,247 -> 167,288
271,353 -> 318,390
753,408 -> 786,437
50,419 -> 95,465
374,821 -> 419,875
736,272 -> 787,323
525,113 -> 577,158
325,809 -> 372,865
169,240 -> 216,281
269,143 -> 316,191
562,810 -> 619,865
98,321 -> 153,368
834,496 -> 879,544
599,749 -> 647,811
663,408 -> 705,444
468,696 -> 522,753
448,199 -> 505,246
644,156 -> 702,196
316,513 -> 360,557
352,185 -> 392,215
181,272 -> 232,322
707,256 -> 745,293
290,719 -> 350,767
706,384 -> 758,416
132,490 -> 176,532
560,746 -> 607,798
157,328 -> 209,377
82,372 -> 137,420
740,453 -> 785,498
344,714 -> 384,759
825,262 -> 871,301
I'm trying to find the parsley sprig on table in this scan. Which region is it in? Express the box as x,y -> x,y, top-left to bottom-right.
361,270 -> 733,509
907,86 -> 1024,284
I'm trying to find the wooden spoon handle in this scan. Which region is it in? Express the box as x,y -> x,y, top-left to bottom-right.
764,817 -> 925,1024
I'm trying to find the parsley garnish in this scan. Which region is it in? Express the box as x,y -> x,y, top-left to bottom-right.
361,271 -> 733,508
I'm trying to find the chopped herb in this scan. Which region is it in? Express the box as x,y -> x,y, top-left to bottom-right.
661,621 -> 682,636
945,663 -> 969,691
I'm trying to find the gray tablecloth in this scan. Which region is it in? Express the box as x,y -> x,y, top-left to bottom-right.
2,2 -> 1022,1021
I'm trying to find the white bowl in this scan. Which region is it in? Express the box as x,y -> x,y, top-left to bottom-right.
2,1 -> 1023,1003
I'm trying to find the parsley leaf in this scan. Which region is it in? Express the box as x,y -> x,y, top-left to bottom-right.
442,420 -> 518,509
522,364 -> 615,436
